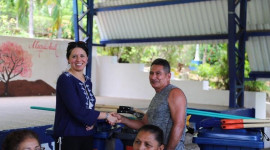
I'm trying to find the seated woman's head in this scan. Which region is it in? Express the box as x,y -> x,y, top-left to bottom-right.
1,129 -> 43,150
133,124 -> 164,150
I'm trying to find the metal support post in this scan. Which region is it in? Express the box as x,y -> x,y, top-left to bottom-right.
72,0 -> 95,77
73,0 -> 79,41
228,0 -> 247,108
86,0 -> 94,77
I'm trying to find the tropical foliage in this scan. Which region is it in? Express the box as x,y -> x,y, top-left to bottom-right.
195,44 -> 269,94
0,0 -> 73,38
0,0 -> 269,96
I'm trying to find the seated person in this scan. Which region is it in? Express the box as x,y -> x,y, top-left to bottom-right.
1,129 -> 44,150
133,124 -> 164,150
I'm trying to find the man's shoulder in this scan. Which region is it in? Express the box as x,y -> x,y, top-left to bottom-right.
168,85 -> 187,101
169,88 -> 185,97
168,84 -> 183,93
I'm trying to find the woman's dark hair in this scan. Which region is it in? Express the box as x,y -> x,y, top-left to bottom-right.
1,129 -> 40,150
66,41 -> 89,59
151,58 -> 170,73
137,124 -> 164,146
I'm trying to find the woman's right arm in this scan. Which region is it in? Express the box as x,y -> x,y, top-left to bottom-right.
98,112 -> 118,125
57,74 -> 100,126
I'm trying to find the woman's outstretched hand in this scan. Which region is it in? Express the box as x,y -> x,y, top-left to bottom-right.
106,112 -> 119,125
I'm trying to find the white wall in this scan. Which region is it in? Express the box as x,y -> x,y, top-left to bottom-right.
267,102 -> 270,118
245,91 -> 266,119
0,36 -> 267,119
1,37 -> 268,148
94,55 -> 154,99
93,55 -> 267,119
0,36 -> 71,88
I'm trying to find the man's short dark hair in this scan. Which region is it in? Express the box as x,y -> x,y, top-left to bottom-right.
151,58 -> 170,73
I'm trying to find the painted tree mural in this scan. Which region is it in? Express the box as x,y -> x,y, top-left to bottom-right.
0,42 -> 33,96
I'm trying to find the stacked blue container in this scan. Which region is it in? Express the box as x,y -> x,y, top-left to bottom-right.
193,127 -> 264,150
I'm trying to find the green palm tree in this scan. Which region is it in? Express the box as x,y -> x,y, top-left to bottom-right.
46,0 -> 63,38
9,0 -> 62,38
15,0 -> 37,37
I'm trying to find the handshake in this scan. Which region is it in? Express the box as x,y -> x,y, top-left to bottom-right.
106,112 -> 123,125
85,104 -> 145,131
85,112 -> 123,131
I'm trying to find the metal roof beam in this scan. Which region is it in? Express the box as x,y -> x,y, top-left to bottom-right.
100,30 -> 270,45
95,0 -> 215,12
249,72 -> 270,79
100,34 -> 228,44
247,30 -> 270,37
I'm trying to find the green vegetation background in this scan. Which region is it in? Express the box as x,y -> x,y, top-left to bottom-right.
0,0 -> 269,101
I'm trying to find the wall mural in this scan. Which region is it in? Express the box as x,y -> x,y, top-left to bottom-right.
0,37 -> 69,97
0,41 -> 33,96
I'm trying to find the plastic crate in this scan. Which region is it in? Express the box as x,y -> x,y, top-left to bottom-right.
45,121 -> 124,150
193,127 -> 264,150
113,124 -> 137,150
93,120 -> 124,150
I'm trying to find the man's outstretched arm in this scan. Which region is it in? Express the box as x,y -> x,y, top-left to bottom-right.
112,112 -> 148,130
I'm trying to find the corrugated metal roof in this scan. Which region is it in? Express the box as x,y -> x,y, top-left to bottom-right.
247,36 -> 270,72
95,0 -> 228,42
246,0 -> 270,31
94,0 -> 270,73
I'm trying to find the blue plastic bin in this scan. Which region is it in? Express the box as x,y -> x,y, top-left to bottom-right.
93,120 -> 124,150
193,128 -> 264,150
45,121 -> 124,150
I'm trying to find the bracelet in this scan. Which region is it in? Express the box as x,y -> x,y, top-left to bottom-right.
105,113 -> 109,120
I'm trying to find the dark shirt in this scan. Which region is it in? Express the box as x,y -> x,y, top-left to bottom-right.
53,72 -> 100,137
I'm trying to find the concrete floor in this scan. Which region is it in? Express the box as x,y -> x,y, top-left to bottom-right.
1,96 -> 270,149
0,95 -> 225,130
0,96 -> 56,131
1,95 -> 268,131
0,96 -> 152,131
